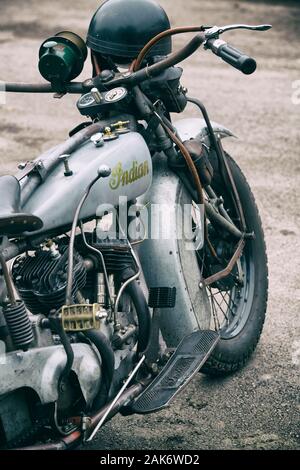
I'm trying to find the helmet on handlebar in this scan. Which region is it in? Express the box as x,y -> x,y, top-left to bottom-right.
86,0 -> 172,68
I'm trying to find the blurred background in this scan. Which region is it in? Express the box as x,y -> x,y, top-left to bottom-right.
0,0 -> 299,450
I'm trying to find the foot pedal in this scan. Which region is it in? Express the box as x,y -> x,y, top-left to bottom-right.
131,330 -> 219,414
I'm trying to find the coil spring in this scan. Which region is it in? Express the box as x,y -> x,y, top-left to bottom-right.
3,300 -> 34,350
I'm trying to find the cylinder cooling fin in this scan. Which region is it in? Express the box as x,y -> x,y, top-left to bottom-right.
12,244 -> 86,315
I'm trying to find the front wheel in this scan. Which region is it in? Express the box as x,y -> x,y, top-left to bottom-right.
199,152 -> 268,376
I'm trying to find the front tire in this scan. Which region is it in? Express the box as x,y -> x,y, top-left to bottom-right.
201,152 -> 268,376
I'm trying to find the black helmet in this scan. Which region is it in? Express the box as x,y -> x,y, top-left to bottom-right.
86,0 -> 172,65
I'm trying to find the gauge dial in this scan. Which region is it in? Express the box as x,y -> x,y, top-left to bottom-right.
104,87 -> 127,103
78,93 -> 95,108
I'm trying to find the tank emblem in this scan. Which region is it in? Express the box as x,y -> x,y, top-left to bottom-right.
109,161 -> 149,190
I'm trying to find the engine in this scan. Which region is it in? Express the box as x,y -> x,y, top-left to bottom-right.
0,234 -> 145,448
12,243 -> 86,315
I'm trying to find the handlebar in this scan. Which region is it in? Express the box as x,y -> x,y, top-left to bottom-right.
4,33 -> 206,95
205,38 -> 256,75
5,33 -> 206,94
5,81 -> 85,94
4,22 -> 271,95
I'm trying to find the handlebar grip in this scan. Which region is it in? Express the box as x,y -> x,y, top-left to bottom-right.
206,39 -> 256,75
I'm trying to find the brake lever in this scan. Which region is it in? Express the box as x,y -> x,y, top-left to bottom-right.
205,23 -> 272,40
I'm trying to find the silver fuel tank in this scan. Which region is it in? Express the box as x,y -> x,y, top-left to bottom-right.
22,131 -> 152,234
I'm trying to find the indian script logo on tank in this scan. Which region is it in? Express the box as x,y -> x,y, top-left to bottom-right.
109,160 -> 149,190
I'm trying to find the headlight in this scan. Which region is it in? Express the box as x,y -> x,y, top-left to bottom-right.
38,31 -> 87,89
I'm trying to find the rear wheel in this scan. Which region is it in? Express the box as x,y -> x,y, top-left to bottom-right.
199,152 -> 268,376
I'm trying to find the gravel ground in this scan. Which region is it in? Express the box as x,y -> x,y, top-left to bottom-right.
0,0 -> 299,450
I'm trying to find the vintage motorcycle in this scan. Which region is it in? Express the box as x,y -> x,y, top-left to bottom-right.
0,2 -> 270,449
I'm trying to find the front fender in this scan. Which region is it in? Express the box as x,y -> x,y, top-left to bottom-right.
137,153 -> 211,348
137,118 -> 235,347
174,117 -> 236,147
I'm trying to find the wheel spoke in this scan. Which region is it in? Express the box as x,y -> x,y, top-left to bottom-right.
215,289 -> 234,314
209,289 -> 229,320
207,286 -> 221,330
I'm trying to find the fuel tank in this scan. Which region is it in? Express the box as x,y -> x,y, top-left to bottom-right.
22,131 -> 152,234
